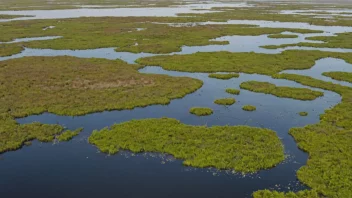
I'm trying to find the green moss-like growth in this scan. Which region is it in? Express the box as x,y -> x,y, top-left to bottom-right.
271,32 -> 352,49
208,73 -> 239,80
0,14 -> 31,19
0,44 -> 23,57
0,56 -> 202,117
214,98 -> 236,105
0,16 -> 327,56
226,88 -> 240,95
57,128 -> 83,141
137,50 -> 352,75
271,73 -> 352,197
253,189 -> 319,198
242,105 -> 256,111
240,81 -> 323,100
0,56 -> 202,154
0,113 -> 63,154
322,71 -> 352,83
189,107 -> 213,116
89,118 -> 284,172
299,112 -> 308,116
267,34 -> 298,39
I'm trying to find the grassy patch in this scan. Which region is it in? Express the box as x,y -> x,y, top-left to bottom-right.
240,81 -> 323,100
214,98 -> 236,105
0,16 -> 332,56
322,71 -> 352,83
189,107 -> 213,116
0,56 -> 202,117
0,14 -> 32,19
137,50 -> 352,75
226,88 -> 240,95
267,34 -> 298,39
0,44 -> 23,57
242,105 -> 256,111
0,56 -> 202,154
89,118 -> 284,173
0,113 -> 64,154
208,73 -> 239,80
57,128 -> 83,141
271,73 -> 352,197
253,189 -> 319,198
299,112 -> 308,116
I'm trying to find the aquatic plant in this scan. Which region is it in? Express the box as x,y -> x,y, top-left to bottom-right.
0,15 -> 332,57
0,44 -> 23,57
57,128 -> 83,141
266,32 -> 352,49
89,118 -> 284,173
271,73 -> 352,197
322,71 -> 352,83
0,56 -> 202,154
214,98 -> 236,105
226,88 -> 240,95
240,81 -> 323,100
253,189 -> 319,198
267,34 -> 298,39
0,113 -> 63,154
189,107 -> 213,116
137,50 -> 352,75
242,105 -> 256,111
299,112 -> 308,116
208,73 -> 239,80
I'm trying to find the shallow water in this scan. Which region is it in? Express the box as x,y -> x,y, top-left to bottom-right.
3,61 -> 341,198
0,36 -> 61,44
282,58 -> 352,87
1,12 -> 352,198
0,3 -> 250,22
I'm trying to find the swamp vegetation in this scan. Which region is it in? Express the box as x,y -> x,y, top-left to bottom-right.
225,88 -> 240,95
189,107 -> 213,116
208,73 -> 239,80
239,81 -> 324,101
137,50 -> 352,75
242,105 -> 256,112
1,1 -> 352,197
89,118 -> 285,173
0,56 -> 202,154
322,71 -> 352,83
214,98 -> 236,106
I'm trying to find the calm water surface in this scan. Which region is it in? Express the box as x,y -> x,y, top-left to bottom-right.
0,15 -> 351,198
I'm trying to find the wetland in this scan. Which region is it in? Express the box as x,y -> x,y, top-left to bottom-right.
1,0 -> 352,198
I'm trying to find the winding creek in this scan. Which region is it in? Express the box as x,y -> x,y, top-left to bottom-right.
1,6 -> 352,198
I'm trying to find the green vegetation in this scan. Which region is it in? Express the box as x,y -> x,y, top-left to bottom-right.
299,112 -> 308,116
242,105 -> 256,111
137,50 -> 352,75
89,118 -> 285,172
57,128 -> 83,141
0,56 -> 202,154
261,32 -> 352,50
253,189 -> 319,198
271,73 -> 352,197
208,73 -> 239,80
225,88 -> 240,95
189,107 -> 213,116
0,14 -> 32,19
0,44 -> 23,57
0,113 -> 63,153
0,16 -> 331,56
240,81 -> 323,101
214,98 -> 236,105
267,34 -> 298,39
322,71 -> 352,83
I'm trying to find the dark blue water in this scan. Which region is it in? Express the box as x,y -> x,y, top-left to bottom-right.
0,59 -> 343,198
